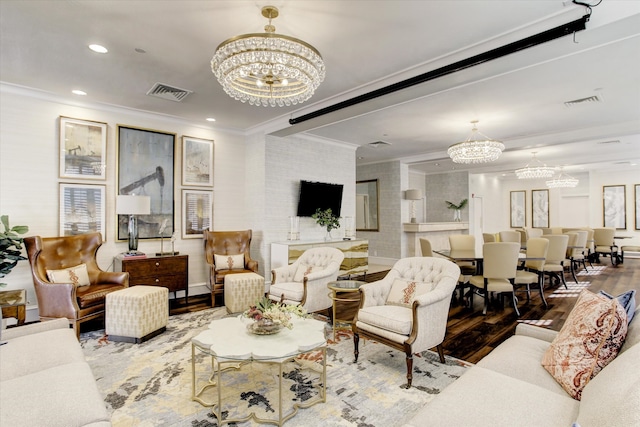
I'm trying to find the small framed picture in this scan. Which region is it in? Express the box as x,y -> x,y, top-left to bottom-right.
59,183 -> 106,237
603,185 -> 626,229
182,136 -> 214,187
532,189 -> 549,228
510,190 -> 526,228
182,189 -> 213,239
59,117 -> 108,180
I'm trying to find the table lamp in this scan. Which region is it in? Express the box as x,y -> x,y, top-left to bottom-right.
405,189 -> 423,223
116,195 -> 151,254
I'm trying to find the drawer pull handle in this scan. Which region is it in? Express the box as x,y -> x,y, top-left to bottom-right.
155,262 -> 160,267
155,278 -> 160,283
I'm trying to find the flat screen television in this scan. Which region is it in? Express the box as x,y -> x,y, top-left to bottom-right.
296,180 -> 343,217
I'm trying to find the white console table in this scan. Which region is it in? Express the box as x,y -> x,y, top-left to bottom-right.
403,222 -> 469,257
271,239 -> 368,277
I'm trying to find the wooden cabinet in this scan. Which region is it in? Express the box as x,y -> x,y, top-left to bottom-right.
271,239 -> 368,277
115,254 -> 188,301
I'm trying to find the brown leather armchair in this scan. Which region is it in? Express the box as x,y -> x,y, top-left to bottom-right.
203,229 -> 258,305
24,232 -> 128,338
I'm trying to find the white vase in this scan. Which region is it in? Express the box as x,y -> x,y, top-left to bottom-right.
454,209 -> 461,222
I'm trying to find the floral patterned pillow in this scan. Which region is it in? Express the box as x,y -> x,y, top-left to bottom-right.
293,264 -> 323,282
385,278 -> 435,307
541,289 -> 628,400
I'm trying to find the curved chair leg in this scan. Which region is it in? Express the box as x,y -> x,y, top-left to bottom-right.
404,351 -> 413,389
570,260 -> 578,283
538,274 -> 548,308
436,344 -> 445,363
511,292 -> 521,317
353,332 -> 360,363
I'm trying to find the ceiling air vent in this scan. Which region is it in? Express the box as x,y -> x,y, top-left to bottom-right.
146,82 -> 192,102
564,95 -> 601,107
367,140 -> 392,148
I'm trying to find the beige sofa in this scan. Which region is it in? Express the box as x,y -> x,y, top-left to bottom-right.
0,318 -> 111,427
404,307 -> 640,427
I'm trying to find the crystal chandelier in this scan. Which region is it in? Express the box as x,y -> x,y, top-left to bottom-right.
515,152 -> 556,179
211,6 -> 325,107
546,168 -> 579,188
447,121 -> 505,164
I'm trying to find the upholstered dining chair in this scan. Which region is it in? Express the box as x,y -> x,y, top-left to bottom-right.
449,235 -> 476,303
468,242 -> 521,316
352,257 -> 460,388
268,247 -> 344,314
499,230 -> 521,245
541,234 -> 570,289
584,228 -> 595,267
203,229 -> 259,305
516,229 -> 527,250
24,232 -> 129,338
526,228 -> 544,239
514,237 -> 549,309
482,233 -> 497,243
419,238 -> 433,257
568,230 -> 588,279
593,227 -> 619,265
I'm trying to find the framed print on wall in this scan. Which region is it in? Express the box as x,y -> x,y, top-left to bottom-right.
117,125 -> 176,241
182,136 -> 214,187
510,191 -> 526,228
603,185 -> 626,229
59,116 -> 107,180
182,189 -> 212,239
59,183 -> 106,237
532,189 -> 549,228
636,184 -> 640,230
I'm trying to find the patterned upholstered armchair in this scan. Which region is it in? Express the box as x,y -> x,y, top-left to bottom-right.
352,257 -> 460,388
268,247 -> 344,314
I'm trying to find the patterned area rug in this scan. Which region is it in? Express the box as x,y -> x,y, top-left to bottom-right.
80,308 -> 472,427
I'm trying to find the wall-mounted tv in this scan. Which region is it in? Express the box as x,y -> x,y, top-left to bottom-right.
296,180 -> 343,217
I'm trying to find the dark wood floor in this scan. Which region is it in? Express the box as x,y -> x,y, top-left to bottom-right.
169,256 -> 639,364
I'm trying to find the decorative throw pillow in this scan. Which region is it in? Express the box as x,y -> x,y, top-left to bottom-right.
293,264 -> 323,282
541,290 -> 628,400
214,253 -> 245,271
46,263 -> 91,287
598,289 -> 636,324
385,278 -> 435,307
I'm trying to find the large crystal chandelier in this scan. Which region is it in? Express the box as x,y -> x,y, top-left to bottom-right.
447,121 -> 505,164
515,152 -> 556,179
546,168 -> 579,188
211,6 -> 325,107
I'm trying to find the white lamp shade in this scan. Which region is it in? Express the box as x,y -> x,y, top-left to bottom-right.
116,195 -> 150,215
405,189 -> 423,200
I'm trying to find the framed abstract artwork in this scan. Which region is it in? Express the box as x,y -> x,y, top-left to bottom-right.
59,116 -> 107,180
182,136 -> 214,187
59,183 -> 106,237
117,125 -> 176,241
510,191 -> 526,228
181,189 -> 212,239
603,185 -> 626,229
532,189 -> 549,228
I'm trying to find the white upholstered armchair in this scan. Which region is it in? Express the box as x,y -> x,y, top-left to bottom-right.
268,247 -> 345,314
352,257 -> 460,388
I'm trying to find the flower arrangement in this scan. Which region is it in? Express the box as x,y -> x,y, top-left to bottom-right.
445,199 -> 468,210
311,208 -> 340,232
243,296 -> 308,330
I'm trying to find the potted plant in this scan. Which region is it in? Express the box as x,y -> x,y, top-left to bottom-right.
445,199 -> 468,222
0,215 -> 29,288
311,208 -> 341,240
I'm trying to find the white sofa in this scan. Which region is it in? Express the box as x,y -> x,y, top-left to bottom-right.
404,306 -> 640,427
0,318 -> 111,427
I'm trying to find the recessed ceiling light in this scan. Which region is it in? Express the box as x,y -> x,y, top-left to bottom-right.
72,90 -> 87,96
88,44 -> 108,53
206,118 -> 216,122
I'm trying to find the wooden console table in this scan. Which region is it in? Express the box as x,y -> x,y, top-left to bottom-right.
0,289 -> 26,326
114,254 -> 188,303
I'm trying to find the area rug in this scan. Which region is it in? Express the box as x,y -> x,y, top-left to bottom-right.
80,308 -> 472,427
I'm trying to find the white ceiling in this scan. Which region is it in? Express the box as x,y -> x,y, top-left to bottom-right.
1,1 -> 639,177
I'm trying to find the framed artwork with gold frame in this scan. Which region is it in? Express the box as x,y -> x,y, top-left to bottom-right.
59,116 -> 107,180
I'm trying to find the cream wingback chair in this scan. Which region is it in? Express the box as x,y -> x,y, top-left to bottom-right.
352,257 -> 460,388
268,247 -> 344,314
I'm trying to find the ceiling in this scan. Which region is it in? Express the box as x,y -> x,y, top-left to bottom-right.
1,1 -> 639,177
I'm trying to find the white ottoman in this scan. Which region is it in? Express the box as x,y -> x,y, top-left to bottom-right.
224,272 -> 265,314
106,285 -> 168,343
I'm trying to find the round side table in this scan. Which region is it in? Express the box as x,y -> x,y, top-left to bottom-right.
327,280 -> 365,341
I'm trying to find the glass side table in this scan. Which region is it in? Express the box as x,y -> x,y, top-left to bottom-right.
327,280 -> 365,341
0,289 -> 27,326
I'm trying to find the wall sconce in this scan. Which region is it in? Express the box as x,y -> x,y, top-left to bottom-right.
405,189 -> 423,223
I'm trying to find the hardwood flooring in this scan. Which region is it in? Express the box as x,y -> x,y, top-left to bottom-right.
170,257 -> 639,365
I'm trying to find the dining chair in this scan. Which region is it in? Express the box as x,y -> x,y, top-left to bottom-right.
569,230 -> 588,277
468,242 -> 521,316
516,229 -> 527,250
564,232 -> 579,283
483,233 -> 496,243
514,237 -> 549,309
449,235 -> 476,303
419,238 -> 433,257
526,228 -> 543,239
584,228 -> 595,267
499,230 -> 521,245
593,227 -> 619,266
541,234 -> 570,289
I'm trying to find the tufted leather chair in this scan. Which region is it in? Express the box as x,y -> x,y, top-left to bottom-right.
24,232 -> 129,338
203,229 -> 258,305
352,257 -> 460,388
268,247 -> 344,314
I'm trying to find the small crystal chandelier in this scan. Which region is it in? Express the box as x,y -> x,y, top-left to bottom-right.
515,152 -> 556,179
211,5 -> 325,107
447,121 -> 505,164
546,168 -> 579,188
